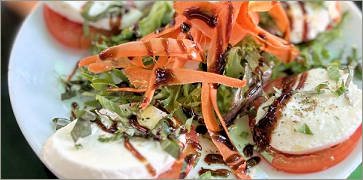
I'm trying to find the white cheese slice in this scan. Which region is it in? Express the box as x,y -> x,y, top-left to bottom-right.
257,68 -> 362,154
45,1 -> 149,30
42,120 -> 175,179
286,2 -> 340,43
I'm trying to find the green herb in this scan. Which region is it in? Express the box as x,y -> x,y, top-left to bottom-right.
224,46 -> 244,78
71,117 -> 92,142
52,118 -> 71,130
316,83 -> 328,94
296,123 -> 314,135
327,61 -> 341,81
240,131 -> 249,139
335,81 -> 346,96
185,116 -> 194,133
199,171 -> 212,179
138,1 -> 174,37
74,144 -> 83,150
96,95 -> 132,118
98,133 -> 123,142
160,138 -> 180,159
307,1 -> 326,9
260,150 -> 273,163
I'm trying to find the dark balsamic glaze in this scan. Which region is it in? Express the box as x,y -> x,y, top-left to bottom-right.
129,115 -> 149,134
155,68 -> 173,86
124,138 -> 156,177
93,119 -> 118,134
211,130 -> 236,151
187,139 -> 202,152
225,154 -> 241,164
298,2 -> 309,42
143,41 -> 153,56
196,125 -> 208,135
109,12 -> 122,35
204,154 -> 225,165
246,156 -> 261,169
253,72 -> 308,150
243,144 -> 254,157
183,7 -> 217,27
180,22 -> 191,33
198,168 -> 231,177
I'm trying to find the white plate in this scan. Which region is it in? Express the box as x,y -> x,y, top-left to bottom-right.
8,2 -> 362,179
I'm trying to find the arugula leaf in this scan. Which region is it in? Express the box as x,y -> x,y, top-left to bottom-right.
96,95 -> 132,118
296,123 -> 314,135
138,1 -> 174,37
160,138 -> 180,159
199,171 -> 212,179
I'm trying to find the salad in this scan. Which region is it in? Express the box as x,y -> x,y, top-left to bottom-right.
41,1 -> 362,179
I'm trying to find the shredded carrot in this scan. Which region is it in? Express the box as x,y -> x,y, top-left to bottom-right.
169,68 -> 247,88
107,87 -> 146,93
78,55 -> 99,67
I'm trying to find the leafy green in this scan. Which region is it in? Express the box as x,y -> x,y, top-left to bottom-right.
185,116 -> 194,133
71,117 -> 92,142
91,28 -> 136,54
224,46 -> 244,78
316,83 -> 328,94
296,123 -> 314,135
327,61 -> 341,81
160,138 -> 180,159
138,1 -> 174,37
52,118 -> 71,130
96,95 -> 132,118
199,171 -> 212,179
98,133 -> 123,142
335,81 -> 346,96
240,131 -> 249,139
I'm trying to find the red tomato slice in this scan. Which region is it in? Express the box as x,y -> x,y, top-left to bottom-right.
43,4 -> 109,49
264,125 -> 361,173
258,76 -> 362,173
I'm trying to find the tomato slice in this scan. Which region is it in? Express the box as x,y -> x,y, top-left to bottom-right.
43,4 -> 109,49
258,75 -> 362,173
264,125 -> 362,173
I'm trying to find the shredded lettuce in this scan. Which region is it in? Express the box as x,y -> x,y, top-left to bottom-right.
138,1 -> 174,37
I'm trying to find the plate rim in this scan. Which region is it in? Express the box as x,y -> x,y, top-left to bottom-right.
7,1 -> 362,179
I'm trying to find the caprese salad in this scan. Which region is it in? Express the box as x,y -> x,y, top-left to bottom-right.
41,1 -> 362,179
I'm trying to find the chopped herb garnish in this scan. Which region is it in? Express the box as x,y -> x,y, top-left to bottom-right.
296,123 -> 314,135
71,117 -> 92,142
316,83 -> 329,94
335,81 -> 346,96
327,61 -> 341,81
74,144 -> 83,150
52,118 -> 71,130
160,138 -> 180,159
96,95 -> 132,118
199,171 -> 212,179
98,133 -> 123,142
240,131 -> 249,139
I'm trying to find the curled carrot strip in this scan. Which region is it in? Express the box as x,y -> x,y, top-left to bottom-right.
78,55 -> 99,67
98,38 -> 203,62
107,88 -> 146,93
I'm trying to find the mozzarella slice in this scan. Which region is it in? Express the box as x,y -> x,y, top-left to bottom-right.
286,2 -> 340,44
256,68 -> 362,154
45,1 -> 148,30
42,118 -> 175,178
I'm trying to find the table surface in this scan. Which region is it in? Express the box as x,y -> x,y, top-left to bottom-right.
1,2 -> 362,179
